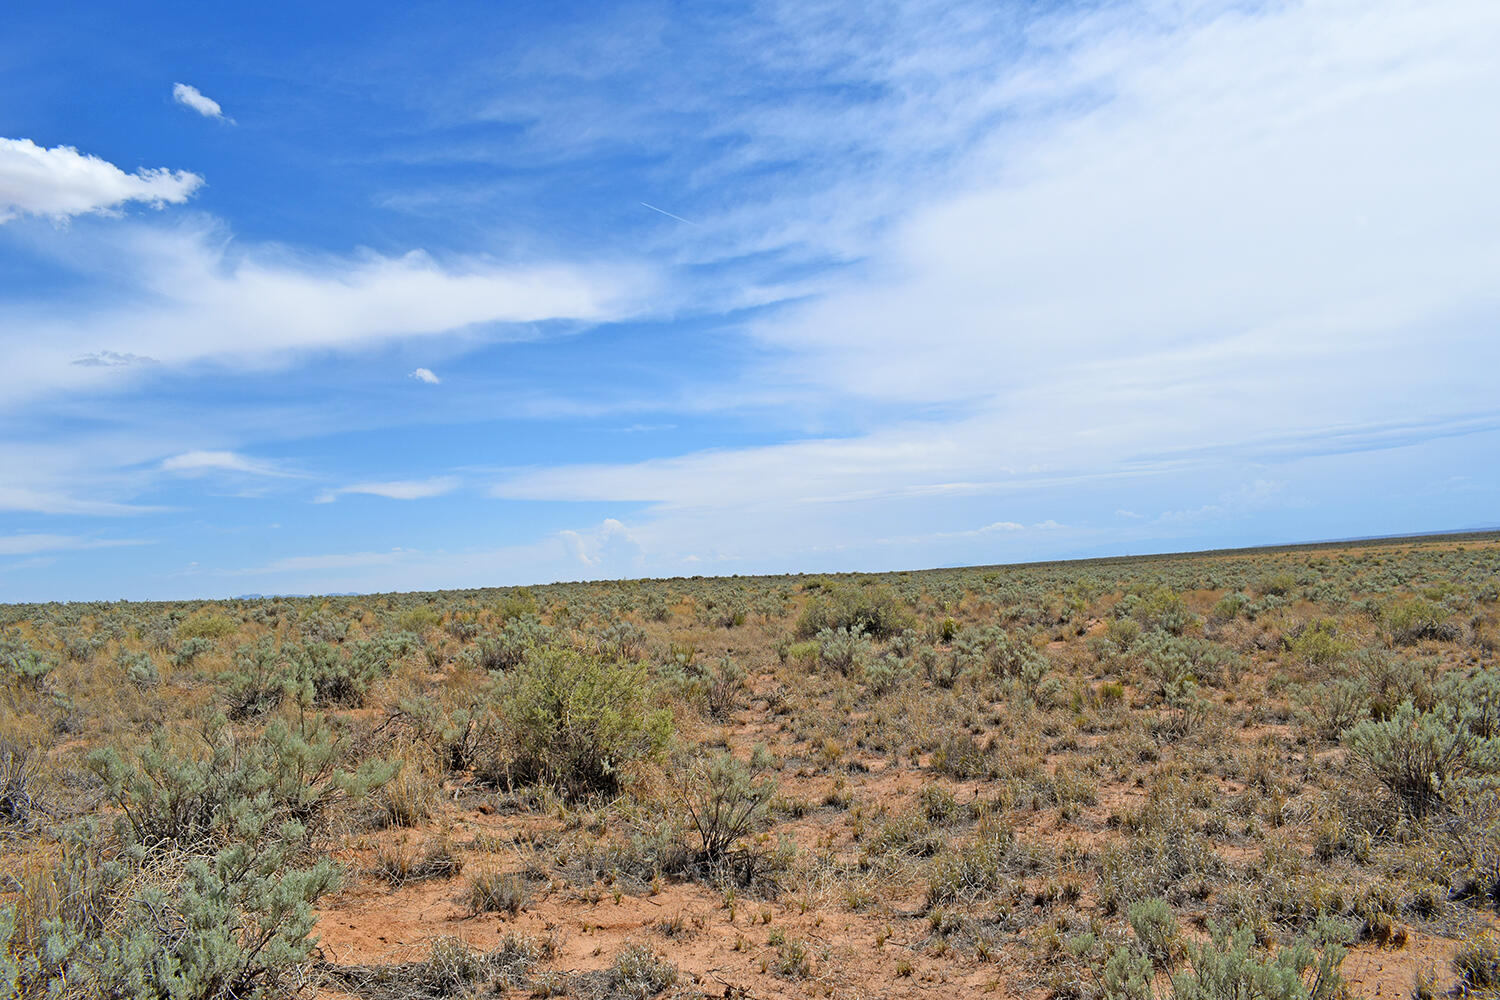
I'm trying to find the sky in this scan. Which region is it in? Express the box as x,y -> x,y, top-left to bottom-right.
1,0 -> 1497,602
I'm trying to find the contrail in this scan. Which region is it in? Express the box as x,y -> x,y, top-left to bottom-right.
640,201 -> 698,225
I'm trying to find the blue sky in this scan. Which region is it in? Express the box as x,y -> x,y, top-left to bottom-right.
2,0 -> 1497,601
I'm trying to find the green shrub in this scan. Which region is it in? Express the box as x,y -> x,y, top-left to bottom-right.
815,625 -> 871,675
1343,701 -> 1498,819
865,651 -> 914,696
1127,898 -> 1182,969
1107,617 -> 1142,651
1387,598 -> 1460,646
1210,593 -> 1248,621
221,637 -> 404,717
595,621 -> 648,660
1255,573 -> 1298,598
10,718 -> 378,999
300,612 -> 349,644
1292,677 -> 1368,741
177,613 -> 238,640
1105,919 -> 1349,1000
498,646 -> 671,798
1135,632 -> 1241,692
396,606 -> 441,633
87,715 -> 394,848
0,640 -> 54,689
14,823 -> 340,1000
171,636 -> 216,668
471,615 -> 553,673
1437,665 -> 1500,740
1355,650 -> 1433,719
116,649 -> 159,689
1288,619 -> 1348,667
796,585 -> 911,640
292,639 -> 399,707
1128,588 -> 1197,636
223,639 -> 288,719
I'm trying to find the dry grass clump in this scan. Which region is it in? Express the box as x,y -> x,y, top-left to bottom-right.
371,835 -> 464,886
466,869 -> 531,915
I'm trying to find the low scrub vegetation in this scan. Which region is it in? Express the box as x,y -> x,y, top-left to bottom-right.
0,532 -> 1497,996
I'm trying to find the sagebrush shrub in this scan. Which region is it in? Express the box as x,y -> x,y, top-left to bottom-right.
1343,701 -> 1497,819
9,717 -> 380,999
0,640 -> 53,690
1105,919 -> 1350,1000
674,751 -> 776,866
88,715 -> 394,848
0,740 -> 40,828
1127,898 -> 1182,969
815,625 -> 871,676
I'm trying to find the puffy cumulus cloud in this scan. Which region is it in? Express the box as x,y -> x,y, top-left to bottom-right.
409,367 -> 441,384
314,476 -> 460,503
0,138 -> 202,222
172,83 -> 228,120
559,518 -> 641,569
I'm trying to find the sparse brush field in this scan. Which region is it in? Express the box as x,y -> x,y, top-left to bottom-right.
2,534 -> 1500,1000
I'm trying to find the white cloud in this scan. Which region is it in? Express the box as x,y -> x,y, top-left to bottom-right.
172,83 -> 228,121
0,533 -> 147,556
409,367 -> 441,384
0,485 -> 163,516
559,517 -> 641,568
753,0 -> 1500,407
235,550 -> 409,575
2,223 -> 655,410
315,476 -> 460,503
0,138 -> 202,222
478,0 -> 1500,573
218,521 -> 646,592
161,450 -> 290,477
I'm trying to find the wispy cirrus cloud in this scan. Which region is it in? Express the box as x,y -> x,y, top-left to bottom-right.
314,476 -> 460,503
0,533 -> 148,556
160,450 -> 295,477
2,222 -> 658,411
468,0 -> 1500,577
0,138 -> 202,223
0,485 -> 164,517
